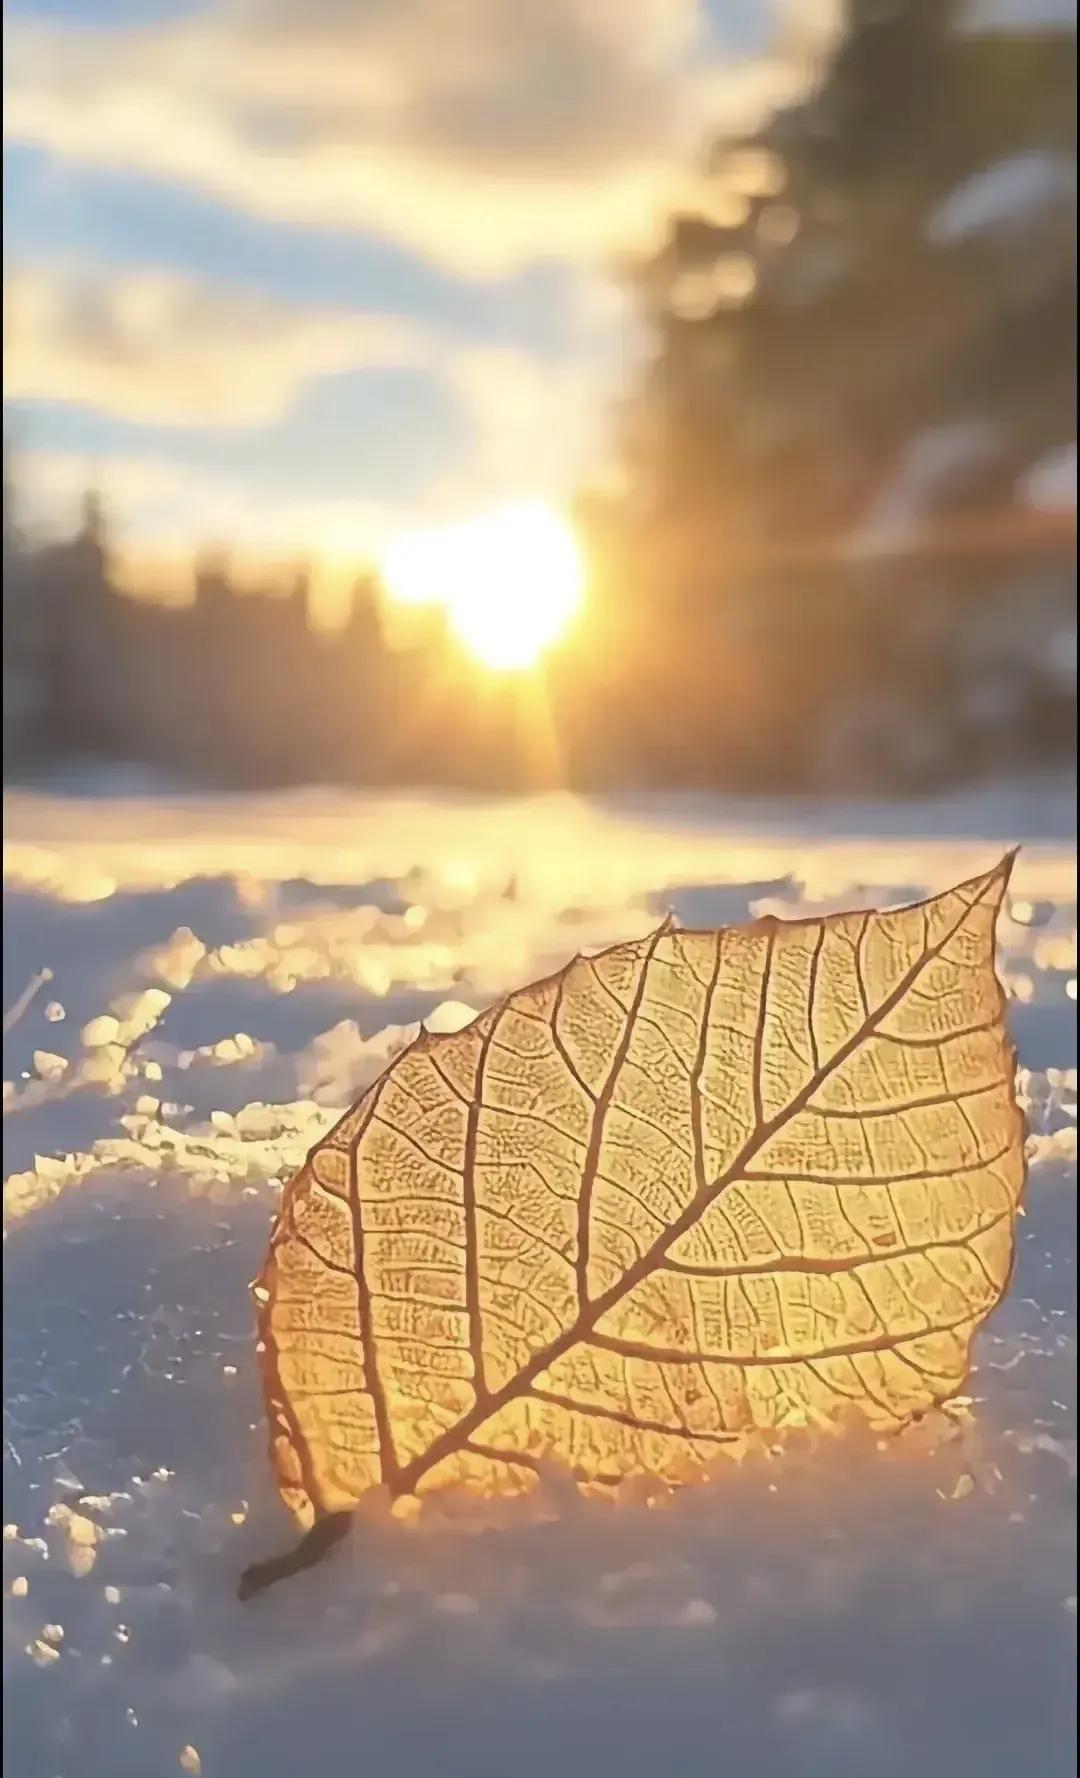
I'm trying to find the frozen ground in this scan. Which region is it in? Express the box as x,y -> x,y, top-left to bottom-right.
3,779 -> 1076,1778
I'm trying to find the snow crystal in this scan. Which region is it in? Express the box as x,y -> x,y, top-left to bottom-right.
32,1050 -> 67,1083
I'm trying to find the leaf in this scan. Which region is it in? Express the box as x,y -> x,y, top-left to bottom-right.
245,856 -> 1025,1588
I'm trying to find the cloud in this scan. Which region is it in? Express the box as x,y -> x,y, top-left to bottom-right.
435,333 -> 630,511
4,264 -> 423,426
4,253 -> 632,535
9,320 -> 622,562
4,0 -> 838,276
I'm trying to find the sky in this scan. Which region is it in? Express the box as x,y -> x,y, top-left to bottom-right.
3,0 -> 839,608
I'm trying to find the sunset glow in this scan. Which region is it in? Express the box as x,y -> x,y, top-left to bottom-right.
381,501 -> 583,670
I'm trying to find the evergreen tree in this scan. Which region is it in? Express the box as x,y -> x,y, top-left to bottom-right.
621,0 -> 1075,554
592,0 -> 1076,790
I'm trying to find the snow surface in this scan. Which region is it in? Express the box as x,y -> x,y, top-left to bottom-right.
852,421 -> 1003,550
3,782 -> 1076,1778
928,152 -> 1075,244
960,0 -> 1077,31
1021,444 -> 1079,516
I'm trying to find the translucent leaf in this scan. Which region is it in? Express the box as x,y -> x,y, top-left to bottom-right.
248,857 -> 1025,1567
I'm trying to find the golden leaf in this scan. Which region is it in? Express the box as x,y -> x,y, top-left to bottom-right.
245,857 -> 1024,1586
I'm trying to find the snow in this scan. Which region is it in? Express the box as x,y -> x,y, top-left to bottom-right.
928,152 -> 1076,244
3,783 -> 1076,1778
851,420 -> 1002,550
1021,444 -> 1078,515
959,0 -> 1077,31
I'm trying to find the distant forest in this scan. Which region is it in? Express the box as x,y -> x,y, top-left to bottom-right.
4,0 -> 1076,796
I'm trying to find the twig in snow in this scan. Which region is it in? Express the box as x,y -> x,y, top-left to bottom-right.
2,968 -> 54,1037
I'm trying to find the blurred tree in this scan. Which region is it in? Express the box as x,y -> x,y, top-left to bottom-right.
623,0 -> 1075,555
2,447 -> 42,766
593,0 -> 1077,790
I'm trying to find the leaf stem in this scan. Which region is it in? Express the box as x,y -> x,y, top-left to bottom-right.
237,1510 -> 353,1601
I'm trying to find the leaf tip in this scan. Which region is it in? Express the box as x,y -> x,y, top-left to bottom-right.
986,847 -> 1021,906
998,846 -> 1021,881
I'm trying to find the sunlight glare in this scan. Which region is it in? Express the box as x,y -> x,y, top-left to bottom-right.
381,501 -> 583,670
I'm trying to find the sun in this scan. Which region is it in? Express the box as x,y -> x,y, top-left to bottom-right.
381,500 -> 583,670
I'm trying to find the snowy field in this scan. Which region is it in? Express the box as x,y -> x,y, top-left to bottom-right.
3,778 -> 1076,1778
